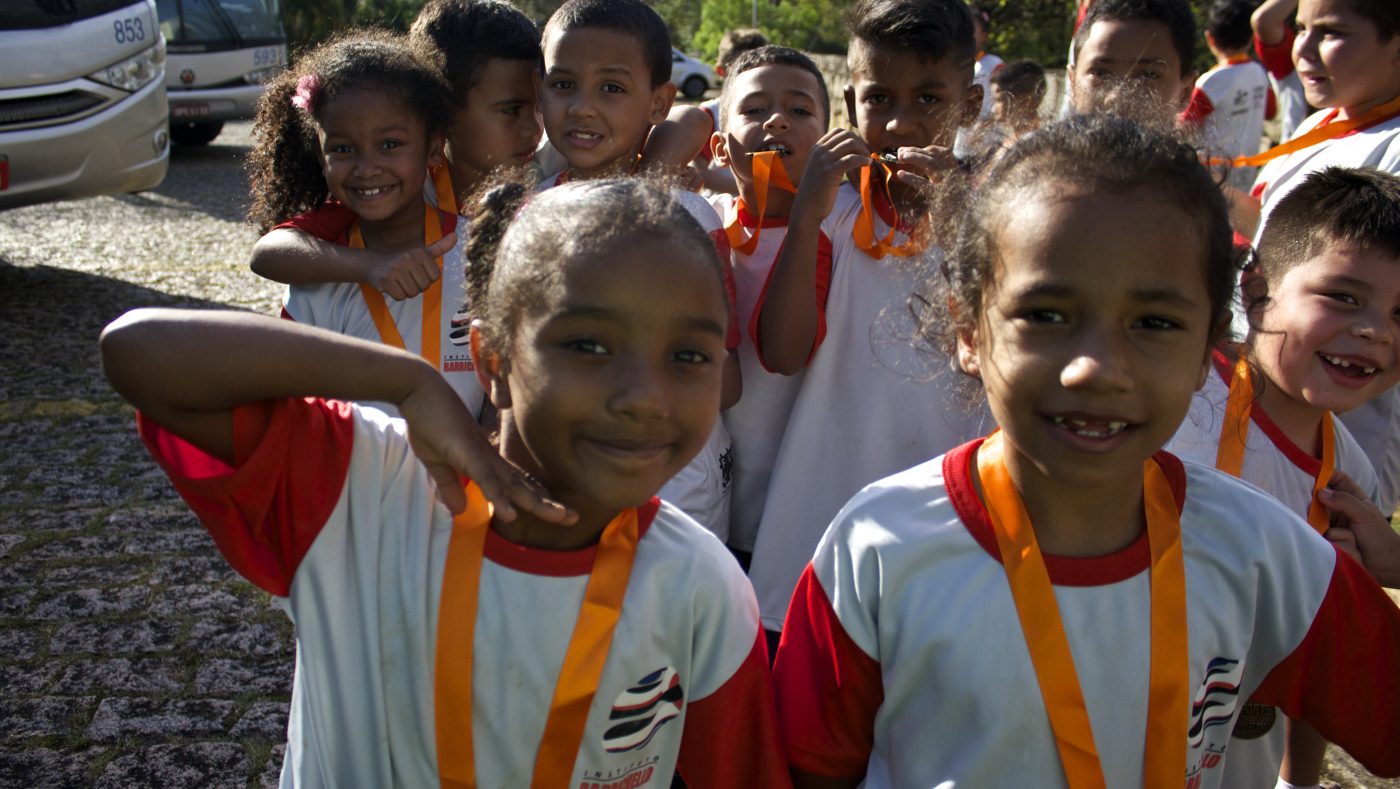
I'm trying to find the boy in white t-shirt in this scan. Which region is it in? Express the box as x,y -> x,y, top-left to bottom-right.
1182,0 -> 1275,190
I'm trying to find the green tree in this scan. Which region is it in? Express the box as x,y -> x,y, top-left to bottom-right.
693,0 -> 851,61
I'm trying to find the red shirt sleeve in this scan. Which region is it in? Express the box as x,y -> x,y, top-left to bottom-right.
1250,550 -> 1400,777
137,397 -> 355,597
772,565 -> 882,779
1180,86 -> 1214,127
1254,27 -> 1296,79
275,200 -> 356,243
709,228 -> 741,351
749,230 -> 835,372
676,630 -> 793,787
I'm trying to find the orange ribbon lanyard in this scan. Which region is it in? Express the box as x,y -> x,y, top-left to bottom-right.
852,154 -> 923,260
1224,53 -> 1252,66
976,431 -> 1189,788
350,208 -> 445,370
432,165 -> 458,215
724,150 -> 797,254
1215,356 -> 1334,532
435,484 -> 641,788
1213,93 -> 1400,169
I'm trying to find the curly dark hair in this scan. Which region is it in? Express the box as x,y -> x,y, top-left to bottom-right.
408,0 -> 542,104
245,29 -> 452,233
917,114 -> 1239,397
467,176 -> 724,356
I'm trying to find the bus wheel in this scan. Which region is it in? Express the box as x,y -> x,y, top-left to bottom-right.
170,121 -> 224,146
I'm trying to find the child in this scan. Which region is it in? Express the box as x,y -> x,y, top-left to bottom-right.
704,45 -> 849,567
1066,0 -> 1198,127
248,0 -> 543,308
1182,0 -> 1275,191
244,32 -> 488,419
643,27 -> 771,195
1252,0 -> 1311,143
538,0 -> 744,540
1167,166 -> 1400,789
990,59 -> 1048,135
1243,0 -> 1400,518
101,178 -> 789,786
772,114 -> 1400,788
745,0 -> 988,638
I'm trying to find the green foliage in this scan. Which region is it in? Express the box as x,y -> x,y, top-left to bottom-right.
693,0 -> 851,61
350,0 -> 427,31
980,0 -> 1078,68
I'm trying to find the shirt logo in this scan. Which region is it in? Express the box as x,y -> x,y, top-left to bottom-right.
602,667 -> 684,753
1187,656 -> 1243,747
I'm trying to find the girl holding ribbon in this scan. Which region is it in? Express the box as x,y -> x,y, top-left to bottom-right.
772,115 -> 1400,788
100,178 -> 789,786
245,31 -> 484,420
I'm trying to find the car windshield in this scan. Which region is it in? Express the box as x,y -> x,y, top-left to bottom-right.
3,0 -> 142,30
158,0 -> 282,44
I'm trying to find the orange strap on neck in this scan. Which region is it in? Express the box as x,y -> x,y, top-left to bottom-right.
852,155 -> 923,260
976,432 -> 1189,788
1224,53 -> 1252,65
725,150 -> 797,255
432,165 -> 458,215
435,485 -> 641,788
1217,93 -> 1400,169
351,208 -> 445,370
1215,355 -> 1334,532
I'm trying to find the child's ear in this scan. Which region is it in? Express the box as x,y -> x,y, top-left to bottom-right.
843,84 -> 857,127
1176,70 -> 1198,110
427,132 -> 446,169
650,81 -> 678,125
956,326 -> 982,378
1239,267 -> 1268,330
710,130 -> 729,167
470,322 -> 512,410
961,83 -> 984,127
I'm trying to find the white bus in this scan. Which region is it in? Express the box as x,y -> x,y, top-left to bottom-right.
157,0 -> 285,145
0,0 -> 169,209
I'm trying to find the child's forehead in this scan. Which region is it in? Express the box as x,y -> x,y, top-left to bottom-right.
849,40 -> 971,88
1076,18 -> 1182,73
729,64 -> 823,101
544,25 -> 650,75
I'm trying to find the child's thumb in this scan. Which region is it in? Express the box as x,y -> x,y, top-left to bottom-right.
427,233 -> 457,258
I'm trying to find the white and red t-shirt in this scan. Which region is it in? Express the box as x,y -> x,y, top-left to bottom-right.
1254,28 -> 1310,143
708,190 -> 855,552
1182,58 -> 1273,190
773,439 -> 1400,787
536,174 -> 740,540
138,398 -> 788,788
747,184 -> 990,629
276,204 -> 486,420
1166,351 -> 1380,786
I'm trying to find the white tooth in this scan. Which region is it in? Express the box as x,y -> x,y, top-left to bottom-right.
1070,419 -> 1088,428
1108,421 -> 1126,431
1364,367 -> 1376,374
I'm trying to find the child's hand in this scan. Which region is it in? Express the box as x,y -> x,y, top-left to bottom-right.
792,129 -> 872,221
1321,472 -> 1400,587
892,144 -> 959,189
364,233 -> 457,301
398,375 -> 577,525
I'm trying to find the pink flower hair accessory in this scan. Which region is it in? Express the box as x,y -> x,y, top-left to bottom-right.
291,74 -> 320,111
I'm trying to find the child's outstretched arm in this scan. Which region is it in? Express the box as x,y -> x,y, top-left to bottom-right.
757,129 -> 870,375
250,229 -> 455,301
100,308 -> 573,523
641,105 -> 715,176
1252,0 -> 1298,47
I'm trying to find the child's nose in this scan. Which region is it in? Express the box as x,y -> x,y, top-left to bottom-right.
568,93 -> 597,119
1061,330 -> 1134,392
885,108 -> 916,136
1352,310 -> 1397,345
609,358 -> 671,420
763,111 -> 789,130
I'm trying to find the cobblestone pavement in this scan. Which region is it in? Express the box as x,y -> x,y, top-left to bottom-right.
1,122 -> 1396,788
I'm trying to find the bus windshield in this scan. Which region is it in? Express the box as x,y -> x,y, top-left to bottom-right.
4,0 -> 143,30
158,0 -> 282,47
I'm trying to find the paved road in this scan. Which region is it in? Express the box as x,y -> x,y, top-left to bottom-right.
1,121 -> 1395,788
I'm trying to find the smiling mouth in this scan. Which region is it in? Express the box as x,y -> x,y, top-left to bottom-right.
752,141 -> 792,156
351,185 -> 393,198
1320,352 -> 1379,378
1049,415 -> 1130,438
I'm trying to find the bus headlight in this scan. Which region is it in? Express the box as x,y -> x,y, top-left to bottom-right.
90,37 -> 166,92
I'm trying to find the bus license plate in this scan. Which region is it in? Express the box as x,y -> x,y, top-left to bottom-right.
171,103 -> 210,119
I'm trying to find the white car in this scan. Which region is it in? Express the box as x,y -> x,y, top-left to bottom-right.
670,48 -> 717,99
0,0 -> 169,209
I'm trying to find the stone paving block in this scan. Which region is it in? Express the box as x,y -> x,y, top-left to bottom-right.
150,554 -> 237,585
0,697 -> 94,740
194,658 -> 294,697
0,746 -> 104,789
149,584 -> 243,617
0,626 -> 43,660
124,528 -> 212,556
32,481 -> 128,509
86,697 -> 234,742
0,533 -> 26,558
22,465 -> 114,489
0,560 -> 43,587
106,504 -> 199,536
189,618 -> 292,657
25,535 -> 129,561
94,742 -> 249,789
42,560 -> 149,589
0,588 -> 36,616
0,489 -> 35,507
0,506 -> 106,534
31,586 -> 148,620
0,663 -> 58,695
259,744 -> 286,788
51,658 -> 184,694
49,618 -> 183,655
230,701 -> 289,740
